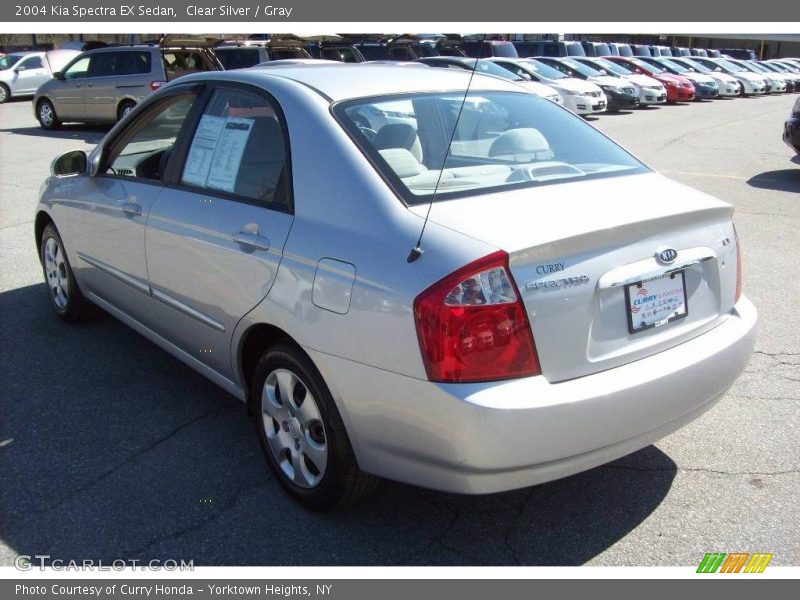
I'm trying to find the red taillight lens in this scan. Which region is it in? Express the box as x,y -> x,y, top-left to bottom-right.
413,250 -> 540,383
150,80 -> 166,91
734,226 -> 743,302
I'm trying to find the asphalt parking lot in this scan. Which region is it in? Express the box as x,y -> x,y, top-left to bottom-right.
1,93 -> 798,567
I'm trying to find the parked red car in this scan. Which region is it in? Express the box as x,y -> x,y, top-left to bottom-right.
607,56 -> 695,102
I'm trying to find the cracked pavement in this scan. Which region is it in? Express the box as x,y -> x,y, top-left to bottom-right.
1,93 -> 798,566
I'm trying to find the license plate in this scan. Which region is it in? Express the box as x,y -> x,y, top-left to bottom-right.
625,271 -> 688,335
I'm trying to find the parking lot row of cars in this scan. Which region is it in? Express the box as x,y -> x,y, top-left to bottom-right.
1,34 -> 800,130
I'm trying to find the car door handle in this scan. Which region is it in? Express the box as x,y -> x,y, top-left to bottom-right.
121,202 -> 142,216
233,231 -> 270,251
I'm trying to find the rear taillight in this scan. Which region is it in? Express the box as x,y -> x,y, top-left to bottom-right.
734,226 -> 743,302
413,251 -> 540,383
150,80 -> 166,91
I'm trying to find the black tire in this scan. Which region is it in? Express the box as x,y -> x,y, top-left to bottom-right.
0,83 -> 10,104
117,100 -> 136,122
37,99 -> 60,130
251,343 -> 378,510
40,223 -> 89,321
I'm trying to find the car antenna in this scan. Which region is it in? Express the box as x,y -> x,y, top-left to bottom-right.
407,57 -> 479,263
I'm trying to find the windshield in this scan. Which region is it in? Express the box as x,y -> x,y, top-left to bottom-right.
469,59 -> 525,80
0,55 -> 23,70
335,91 -> 647,205
519,59 -> 568,79
746,62 -> 769,73
676,59 -> 708,73
629,57 -> 663,74
717,59 -> 746,72
658,59 -> 688,73
590,58 -> 632,76
557,58 -> 602,77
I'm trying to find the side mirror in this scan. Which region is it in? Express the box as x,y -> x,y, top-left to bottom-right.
51,150 -> 88,177
53,71 -> 65,80
15,65 -> 27,73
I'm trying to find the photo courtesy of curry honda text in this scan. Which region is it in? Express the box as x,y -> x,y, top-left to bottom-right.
35,64 -> 757,509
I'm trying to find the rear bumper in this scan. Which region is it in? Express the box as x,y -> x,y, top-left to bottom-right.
311,297 -> 758,494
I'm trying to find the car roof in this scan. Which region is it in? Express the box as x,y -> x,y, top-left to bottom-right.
214,63 -> 526,101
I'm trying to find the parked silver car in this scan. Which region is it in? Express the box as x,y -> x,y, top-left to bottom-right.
35,64 -> 757,509
0,50 -> 79,104
33,36 -> 223,129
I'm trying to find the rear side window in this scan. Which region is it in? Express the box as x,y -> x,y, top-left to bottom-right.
117,51 -> 152,75
87,52 -> 117,77
180,87 -> 290,210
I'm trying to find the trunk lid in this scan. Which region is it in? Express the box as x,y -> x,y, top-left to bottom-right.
410,172 -> 738,382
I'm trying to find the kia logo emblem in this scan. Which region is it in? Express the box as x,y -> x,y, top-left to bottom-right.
656,247 -> 678,264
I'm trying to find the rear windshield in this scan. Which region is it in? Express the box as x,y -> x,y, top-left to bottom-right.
321,47 -> 362,62
490,42 -> 518,58
335,91 -> 647,205
216,48 -> 261,70
162,49 -> 216,80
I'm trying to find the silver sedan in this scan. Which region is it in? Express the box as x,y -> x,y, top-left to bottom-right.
35,64 -> 757,509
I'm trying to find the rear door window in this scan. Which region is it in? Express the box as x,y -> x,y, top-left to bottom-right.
117,51 -> 152,75
87,52 -> 117,77
179,87 -> 290,211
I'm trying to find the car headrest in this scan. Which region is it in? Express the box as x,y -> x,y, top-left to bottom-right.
488,128 -> 554,162
373,122 -> 423,162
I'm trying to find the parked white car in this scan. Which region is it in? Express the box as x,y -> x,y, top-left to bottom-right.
574,56 -> 667,105
488,57 -> 607,114
730,59 -> 788,93
0,50 -> 79,103
691,57 -> 767,95
417,57 -> 565,105
669,57 -> 742,96
35,64 -> 756,509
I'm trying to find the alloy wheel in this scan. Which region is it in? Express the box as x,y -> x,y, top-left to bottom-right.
39,103 -> 55,127
261,368 -> 328,488
43,236 -> 69,310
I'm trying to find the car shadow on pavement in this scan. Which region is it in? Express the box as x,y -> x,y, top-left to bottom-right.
746,169 -> 800,193
0,283 -> 677,566
0,125 -> 109,144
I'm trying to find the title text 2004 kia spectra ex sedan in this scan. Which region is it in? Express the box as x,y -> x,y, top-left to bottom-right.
35,64 -> 757,509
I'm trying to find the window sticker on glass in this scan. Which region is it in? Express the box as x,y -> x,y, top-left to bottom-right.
182,114 -> 225,187
182,115 -> 254,193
